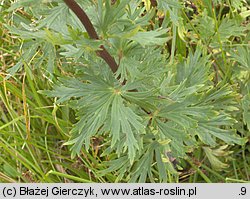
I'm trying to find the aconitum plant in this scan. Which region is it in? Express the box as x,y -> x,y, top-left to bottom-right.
6,0 -> 248,182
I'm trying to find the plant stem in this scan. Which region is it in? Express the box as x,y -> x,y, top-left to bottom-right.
150,0 -> 157,7
225,178 -> 250,183
186,157 -> 212,183
63,0 -> 118,73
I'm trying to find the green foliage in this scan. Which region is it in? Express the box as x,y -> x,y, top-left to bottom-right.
1,0 -> 250,182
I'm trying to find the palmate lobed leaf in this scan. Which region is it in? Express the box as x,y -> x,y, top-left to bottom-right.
192,9 -> 246,46
42,42 -> 246,180
66,92 -> 114,157
153,76 -> 246,158
44,75 -> 146,163
216,18 -> 246,42
176,46 -> 211,86
193,10 -> 215,42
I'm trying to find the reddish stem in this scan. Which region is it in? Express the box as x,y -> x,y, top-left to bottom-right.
63,0 -> 118,73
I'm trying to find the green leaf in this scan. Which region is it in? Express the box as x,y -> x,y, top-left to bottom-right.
194,10 -> 215,42
199,121 -> 245,146
157,121 -> 187,157
7,0 -> 42,11
203,147 -> 229,171
3,163 -> 21,178
130,28 -> 171,46
176,46 -> 211,86
216,18 -> 246,42
110,95 -> 145,163
97,156 -> 130,178
231,46 -> 250,71
155,147 -> 167,182
157,0 -> 182,25
6,42 -> 40,78
129,147 -> 153,182
122,87 -> 158,110
35,3 -> 69,33
66,92 -> 114,157
96,0 -> 130,36
40,77 -> 90,103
